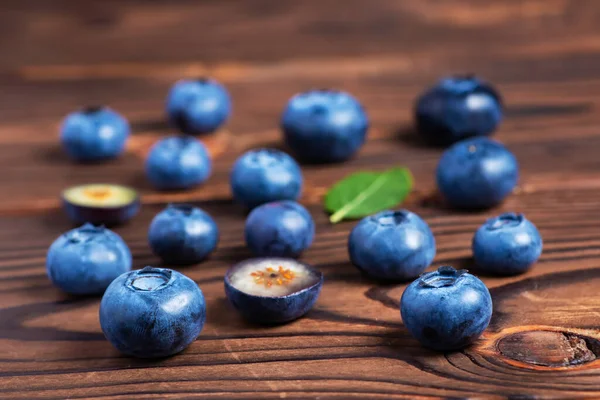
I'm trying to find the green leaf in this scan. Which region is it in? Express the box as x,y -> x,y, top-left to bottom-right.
324,167 -> 413,224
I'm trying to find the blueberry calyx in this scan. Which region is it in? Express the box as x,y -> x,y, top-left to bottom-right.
66,223 -> 105,243
175,134 -> 196,145
82,105 -> 105,115
128,267 -> 173,292
486,212 -> 524,230
196,77 -> 210,84
439,75 -> 480,95
373,210 -> 408,226
451,73 -> 476,82
168,203 -> 196,216
419,266 -> 467,288
248,149 -> 284,165
310,105 -> 328,117
79,222 -> 104,232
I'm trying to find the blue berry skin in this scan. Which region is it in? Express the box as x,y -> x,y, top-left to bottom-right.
473,213 -> 542,275
281,89 -> 369,163
148,204 -> 219,266
224,258 -> 323,324
415,76 -> 503,146
401,266 -> 493,351
60,106 -> 130,162
100,267 -> 206,358
145,135 -> 212,190
166,78 -> 231,135
245,201 -> 315,258
230,148 -> 303,209
46,223 -> 132,295
436,137 -> 518,209
348,210 -> 436,281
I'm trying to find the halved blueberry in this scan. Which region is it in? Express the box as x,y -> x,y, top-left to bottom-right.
62,183 -> 140,226
224,258 -> 323,324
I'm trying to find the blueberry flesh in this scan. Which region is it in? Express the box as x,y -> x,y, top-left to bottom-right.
145,135 -> 212,190
245,201 -> 315,258
436,137 -> 518,209
230,148 -> 303,209
472,212 -> 542,275
100,266 -> 206,358
60,106 -> 130,162
401,266 -> 493,351
224,258 -> 323,324
166,78 -> 231,135
46,223 -> 132,295
148,204 -> 219,266
348,210 -> 436,281
61,184 -> 140,226
281,89 -> 369,163
415,76 -> 503,146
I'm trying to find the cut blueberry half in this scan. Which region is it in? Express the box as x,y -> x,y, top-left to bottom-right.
224,258 -> 323,324
62,183 -> 140,226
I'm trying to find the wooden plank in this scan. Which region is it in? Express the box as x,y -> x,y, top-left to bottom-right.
3,0 -> 600,398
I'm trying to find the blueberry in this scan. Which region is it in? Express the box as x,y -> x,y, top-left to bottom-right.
166,78 -> 231,135
148,204 -> 219,266
401,266 -> 493,351
348,210 -> 436,281
472,212 -> 542,275
145,135 -> 212,190
61,183 -> 140,226
245,201 -> 315,258
100,267 -> 206,358
224,258 -> 323,324
46,223 -> 132,295
281,89 -> 369,163
230,148 -> 303,209
60,106 -> 130,162
436,137 -> 518,209
415,76 -> 502,146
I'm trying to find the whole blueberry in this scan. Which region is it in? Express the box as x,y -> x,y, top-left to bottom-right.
401,266 -> 493,351
436,137 -> 518,209
148,204 -> 219,266
230,148 -> 303,209
166,78 -> 231,135
60,106 -> 130,162
415,76 -> 502,146
245,201 -> 315,258
473,212 -> 542,275
145,135 -> 212,190
348,210 -> 436,281
46,223 -> 132,295
281,89 -> 369,163
100,266 -> 206,358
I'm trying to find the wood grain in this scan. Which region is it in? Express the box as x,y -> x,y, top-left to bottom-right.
3,0 -> 600,398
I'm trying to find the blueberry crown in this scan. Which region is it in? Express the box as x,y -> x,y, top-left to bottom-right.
373,210 -> 409,226
437,75 -> 502,104
127,267 -> 173,292
486,212 -> 524,230
167,203 -> 197,216
165,135 -> 198,150
81,105 -> 105,115
418,266 -> 468,288
315,88 -> 337,94
248,148 -> 287,166
64,223 -> 108,244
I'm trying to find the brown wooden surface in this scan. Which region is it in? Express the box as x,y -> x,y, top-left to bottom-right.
3,0 -> 600,398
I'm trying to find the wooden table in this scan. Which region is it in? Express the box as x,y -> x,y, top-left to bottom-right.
3,1 -> 600,398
